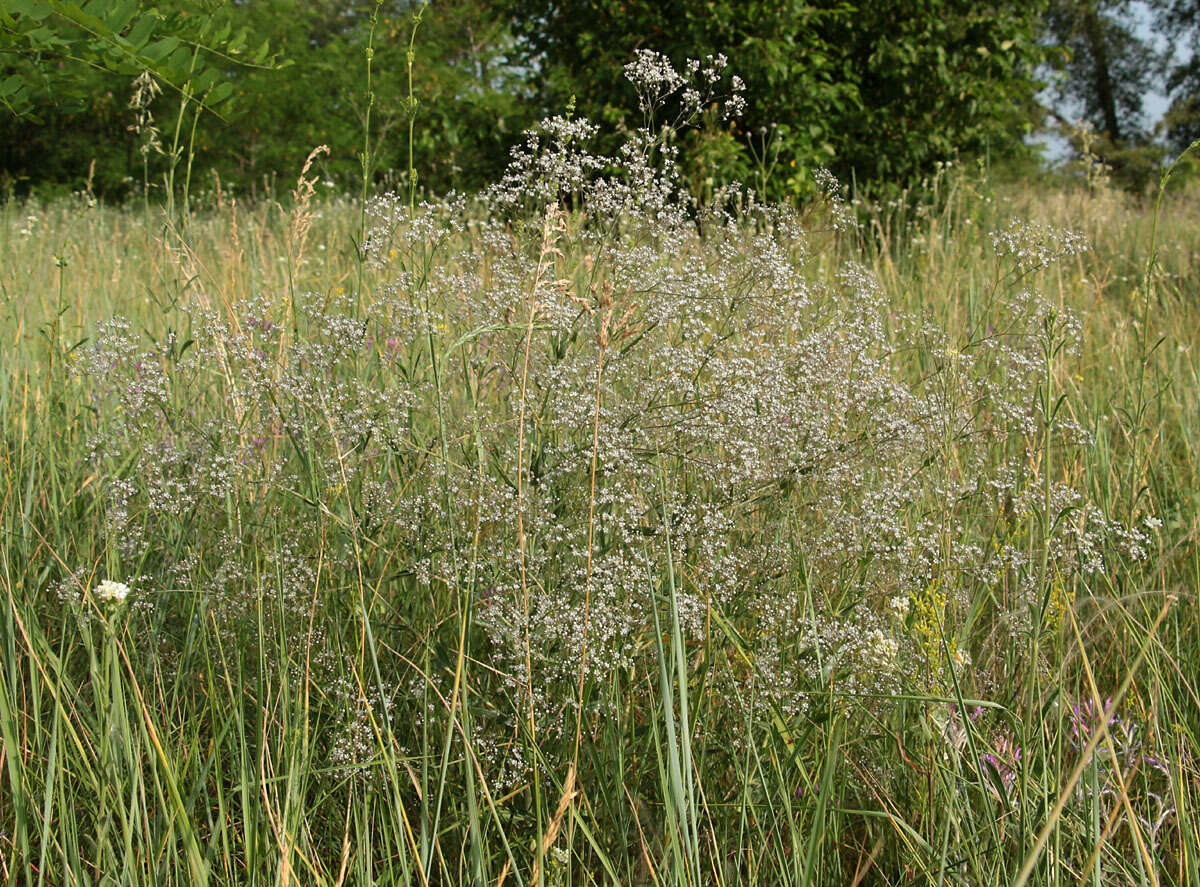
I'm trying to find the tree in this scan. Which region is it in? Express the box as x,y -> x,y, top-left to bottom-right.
0,0 -> 528,199
1156,0 -> 1200,151
1045,1 -> 1153,142
1042,0 -> 1165,187
502,0 -> 1049,195
0,0 -> 273,198
176,0 -> 529,197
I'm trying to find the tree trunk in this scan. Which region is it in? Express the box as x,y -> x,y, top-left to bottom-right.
1082,2 -> 1122,142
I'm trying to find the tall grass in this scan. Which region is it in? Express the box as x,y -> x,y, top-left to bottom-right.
1,83 -> 1199,886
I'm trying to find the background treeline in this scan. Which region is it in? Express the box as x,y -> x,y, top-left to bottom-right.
1,0 -> 1198,202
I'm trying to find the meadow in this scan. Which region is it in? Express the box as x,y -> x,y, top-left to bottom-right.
1,60 -> 1199,886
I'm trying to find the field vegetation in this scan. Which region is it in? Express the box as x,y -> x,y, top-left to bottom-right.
1,53 -> 1200,887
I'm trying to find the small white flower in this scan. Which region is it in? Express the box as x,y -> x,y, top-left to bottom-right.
94,579 -> 131,603
864,628 -> 899,668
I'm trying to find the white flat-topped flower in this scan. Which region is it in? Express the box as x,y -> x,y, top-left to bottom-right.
95,579 -> 131,603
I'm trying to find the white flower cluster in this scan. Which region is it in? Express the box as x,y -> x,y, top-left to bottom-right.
94,579 -> 131,603
75,51 -> 1154,780
990,218 -> 1089,272
625,49 -> 687,108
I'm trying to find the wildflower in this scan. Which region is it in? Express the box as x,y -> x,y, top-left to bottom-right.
1067,695 -> 1115,746
937,705 -> 967,753
94,579 -> 131,604
864,628 -> 899,668
76,51 -> 1153,798
980,735 -> 1022,799
990,218 -> 1088,272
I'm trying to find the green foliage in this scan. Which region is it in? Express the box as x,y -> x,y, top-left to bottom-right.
830,1 -> 1048,186
505,0 -> 1049,197
1045,0 -> 1160,143
3,0 -> 1055,201
0,0 -> 267,117
175,0 -> 529,198
0,0 -> 275,197
1159,0 -> 1200,151
1042,1 -> 1166,189
0,0 -> 530,199
5,0 -> 1191,200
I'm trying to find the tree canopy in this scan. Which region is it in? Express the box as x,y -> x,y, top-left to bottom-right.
509,0 -> 1048,194
0,0 -> 1191,200
1158,0 -> 1200,151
